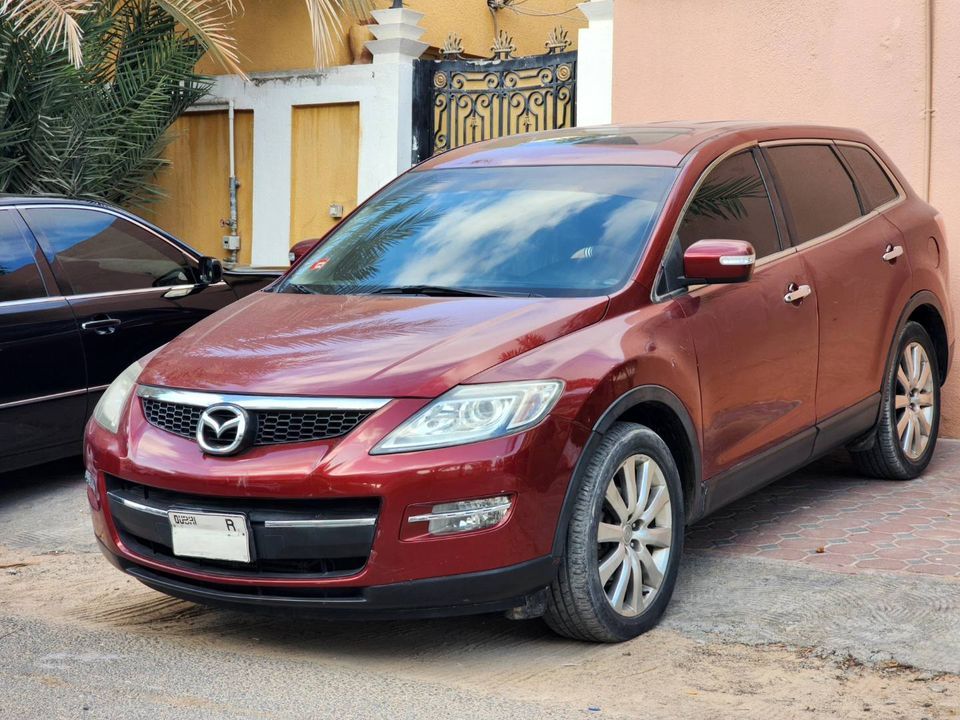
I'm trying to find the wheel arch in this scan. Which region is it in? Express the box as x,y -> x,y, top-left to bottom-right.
552,385 -> 703,559
892,291 -> 951,386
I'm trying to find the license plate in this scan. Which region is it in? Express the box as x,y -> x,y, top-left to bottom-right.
169,510 -> 251,563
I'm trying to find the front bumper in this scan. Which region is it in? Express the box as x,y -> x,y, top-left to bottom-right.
86,395 -> 591,615
99,539 -> 556,618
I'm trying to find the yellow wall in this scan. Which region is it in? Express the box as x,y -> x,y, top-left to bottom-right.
196,0 -> 584,75
289,103 -> 360,246
140,110 -> 254,264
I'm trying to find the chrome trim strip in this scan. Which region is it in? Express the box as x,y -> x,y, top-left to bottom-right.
409,502 -> 513,524
753,246 -> 797,269
64,282 -> 228,302
136,385 -> 391,412
0,282 -> 229,307
105,491 -> 168,518
262,518 -> 377,528
0,295 -> 67,309
0,387 -> 88,409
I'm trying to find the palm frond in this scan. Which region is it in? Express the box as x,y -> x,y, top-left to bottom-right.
303,0 -> 375,69
0,2 -> 209,206
1,0 -> 87,67
154,0 -> 243,76
686,175 -> 766,222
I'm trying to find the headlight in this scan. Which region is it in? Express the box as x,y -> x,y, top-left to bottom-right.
92,359 -> 145,433
372,380 -> 563,454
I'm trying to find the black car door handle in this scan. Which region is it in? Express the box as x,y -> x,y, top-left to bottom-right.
81,317 -> 122,335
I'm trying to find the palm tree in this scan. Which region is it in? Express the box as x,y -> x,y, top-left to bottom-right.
0,0 -> 378,206
0,0 -> 377,72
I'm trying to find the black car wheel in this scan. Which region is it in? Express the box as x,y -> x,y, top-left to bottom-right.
545,422 -> 685,642
851,321 -> 941,480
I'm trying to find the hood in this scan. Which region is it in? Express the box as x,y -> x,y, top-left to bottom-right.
139,291 -> 608,398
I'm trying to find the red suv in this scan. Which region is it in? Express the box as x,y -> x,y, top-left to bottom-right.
86,123 -> 953,642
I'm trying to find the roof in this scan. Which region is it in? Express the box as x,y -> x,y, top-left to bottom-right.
416,122 -> 871,170
0,194 -> 114,208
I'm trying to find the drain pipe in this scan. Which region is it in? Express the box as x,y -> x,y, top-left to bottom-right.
226,100 -> 240,264
922,0 -> 934,201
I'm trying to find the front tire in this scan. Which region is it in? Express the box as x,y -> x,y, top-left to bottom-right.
851,321 -> 941,480
545,422 -> 685,642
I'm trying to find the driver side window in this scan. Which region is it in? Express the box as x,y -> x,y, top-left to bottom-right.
23,208 -> 197,295
677,150 -> 781,259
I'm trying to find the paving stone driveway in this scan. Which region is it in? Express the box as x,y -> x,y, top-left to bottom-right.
686,440 -> 960,577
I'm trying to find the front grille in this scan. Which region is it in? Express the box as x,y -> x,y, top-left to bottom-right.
143,399 -> 201,439
141,398 -> 372,445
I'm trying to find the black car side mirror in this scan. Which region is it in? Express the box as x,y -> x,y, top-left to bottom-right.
199,256 -> 223,285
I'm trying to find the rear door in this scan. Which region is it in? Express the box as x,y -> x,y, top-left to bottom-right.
670,149 -> 820,502
0,208 -> 86,469
20,206 -> 237,401
763,142 -> 911,427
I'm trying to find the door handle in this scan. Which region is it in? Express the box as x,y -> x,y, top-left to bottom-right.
784,283 -> 812,304
882,244 -> 904,263
81,317 -> 121,335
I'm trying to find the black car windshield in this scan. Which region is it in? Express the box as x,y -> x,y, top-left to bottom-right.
280,165 -> 677,297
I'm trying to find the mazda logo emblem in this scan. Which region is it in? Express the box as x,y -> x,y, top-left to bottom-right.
196,404 -> 252,455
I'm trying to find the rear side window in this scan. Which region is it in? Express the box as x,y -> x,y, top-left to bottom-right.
0,211 -> 46,302
837,144 -> 899,211
677,150 -> 781,259
765,145 -> 861,243
23,208 -> 197,295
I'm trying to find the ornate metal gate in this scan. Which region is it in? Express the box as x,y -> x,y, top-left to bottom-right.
412,49 -> 577,163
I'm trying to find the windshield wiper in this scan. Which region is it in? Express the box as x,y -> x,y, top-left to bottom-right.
370,284 -> 538,298
282,282 -> 319,294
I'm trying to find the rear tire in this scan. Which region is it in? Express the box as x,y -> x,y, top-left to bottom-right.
851,321 -> 940,480
544,422 -> 684,642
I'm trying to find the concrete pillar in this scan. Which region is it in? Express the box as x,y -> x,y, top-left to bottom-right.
576,0 -> 614,127
366,7 -> 429,177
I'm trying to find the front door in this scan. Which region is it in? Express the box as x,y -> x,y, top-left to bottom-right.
21,206 -> 236,397
669,149 -> 819,505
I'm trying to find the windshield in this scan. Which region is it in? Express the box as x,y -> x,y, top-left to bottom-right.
281,165 -> 677,297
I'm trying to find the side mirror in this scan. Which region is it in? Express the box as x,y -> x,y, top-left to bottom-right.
289,238 -> 321,266
681,239 -> 756,285
198,256 -> 223,285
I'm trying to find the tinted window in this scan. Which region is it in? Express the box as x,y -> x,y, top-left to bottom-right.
765,145 -> 861,243
282,165 -> 678,297
678,150 -> 781,259
23,208 -> 196,295
837,144 -> 898,211
0,211 -> 46,302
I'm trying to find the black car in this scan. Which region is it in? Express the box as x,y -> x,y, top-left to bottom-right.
0,197 -> 282,473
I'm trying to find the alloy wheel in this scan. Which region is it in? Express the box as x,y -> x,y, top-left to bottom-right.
596,454 -> 673,617
895,341 -> 936,460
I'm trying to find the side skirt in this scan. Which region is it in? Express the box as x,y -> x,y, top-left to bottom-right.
702,394 -> 880,517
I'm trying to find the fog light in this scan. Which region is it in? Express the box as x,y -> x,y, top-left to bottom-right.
409,496 -> 512,536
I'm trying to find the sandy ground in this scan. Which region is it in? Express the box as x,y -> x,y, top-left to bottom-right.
0,459 -> 957,719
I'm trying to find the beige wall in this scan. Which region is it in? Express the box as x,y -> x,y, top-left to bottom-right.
612,0 -> 960,437
197,0 -> 584,75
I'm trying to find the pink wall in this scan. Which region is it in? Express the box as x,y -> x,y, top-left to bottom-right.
612,0 -> 960,436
